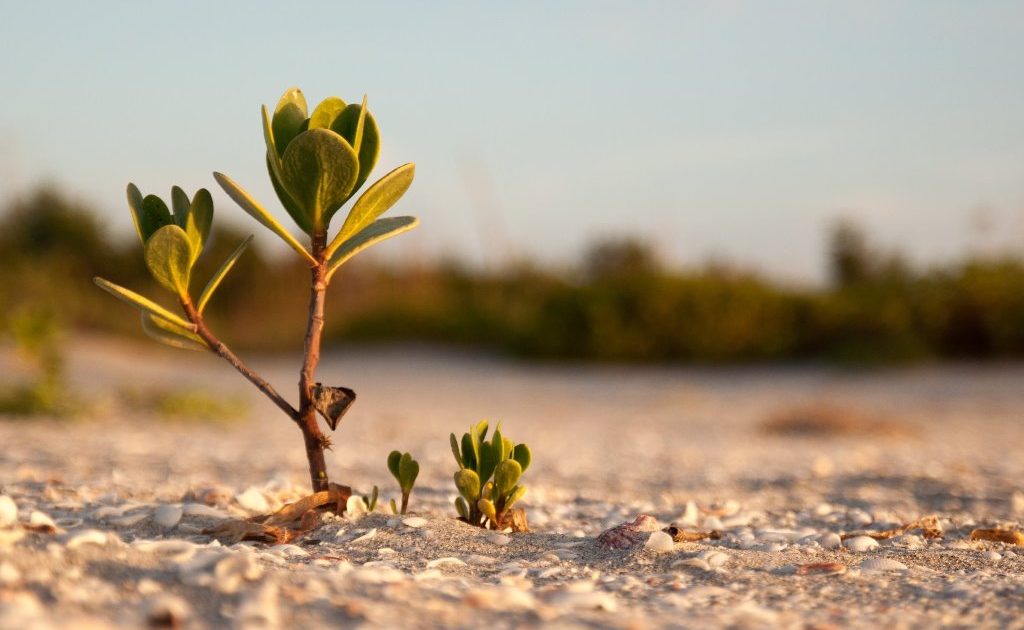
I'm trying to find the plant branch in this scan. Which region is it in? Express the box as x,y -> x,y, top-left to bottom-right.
180,298 -> 300,423
297,231 -> 331,491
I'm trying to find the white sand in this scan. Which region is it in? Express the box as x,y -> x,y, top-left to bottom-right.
2,338 -> 1023,628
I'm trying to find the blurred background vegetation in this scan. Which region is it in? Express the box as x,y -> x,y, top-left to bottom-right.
4,184 -> 1024,365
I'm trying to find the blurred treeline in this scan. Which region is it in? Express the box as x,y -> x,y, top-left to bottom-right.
4,185 -> 1024,364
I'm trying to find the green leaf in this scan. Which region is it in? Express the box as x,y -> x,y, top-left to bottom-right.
477,498 -> 497,523
454,497 -> 469,520
279,128 -> 359,231
454,469 -> 481,502
450,433 -> 464,468
494,459 -> 522,498
353,94 -> 368,154
478,442 -> 499,486
387,450 -> 402,481
171,186 -> 190,228
144,225 -> 194,297
271,87 -> 307,157
185,188 -> 214,260
326,216 -> 419,280
197,234 -> 252,313
93,277 -> 194,330
126,183 -> 147,245
398,453 -> 419,492
391,498 -> 400,515
308,96 -> 347,130
330,102 -> 380,193
474,420 -> 489,443
505,485 -> 527,508
213,172 -> 316,265
128,189 -> 172,244
141,312 -> 207,351
265,156 -> 313,234
327,163 -> 415,258
512,443 -> 531,473
460,433 -> 477,471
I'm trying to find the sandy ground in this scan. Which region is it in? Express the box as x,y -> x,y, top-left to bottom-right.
2,337 -> 1024,628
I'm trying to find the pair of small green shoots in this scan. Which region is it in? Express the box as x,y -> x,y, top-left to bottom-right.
359,451 -> 420,515
452,421 -> 531,530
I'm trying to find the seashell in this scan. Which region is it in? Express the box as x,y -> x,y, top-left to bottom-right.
859,557 -> 908,572
844,536 -> 880,552
65,529 -> 110,549
26,511 -> 58,533
236,488 -> 269,514
487,532 -> 511,546
644,531 -> 675,552
678,501 -> 699,526
671,557 -> 711,571
55,517 -> 83,529
983,551 -> 1002,562
402,516 -> 428,528
153,505 -> 183,529
596,515 -> 659,550
350,528 -> 376,544
817,533 -> 843,549
345,495 -> 367,519
426,556 -> 467,569
0,495 -> 19,528
700,550 -> 729,568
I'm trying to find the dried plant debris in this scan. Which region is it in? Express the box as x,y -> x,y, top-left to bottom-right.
761,402 -> 914,438
841,515 -> 942,541
970,528 -> 1024,546
204,483 -> 351,544
311,384 -> 356,431
662,525 -> 721,543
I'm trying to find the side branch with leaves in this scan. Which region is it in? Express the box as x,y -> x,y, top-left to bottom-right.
94,88 -> 419,491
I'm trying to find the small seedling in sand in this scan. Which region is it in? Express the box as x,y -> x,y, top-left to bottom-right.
361,485 -> 379,513
387,451 -> 419,514
451,420 -> 531,531
94,87 -> 418,492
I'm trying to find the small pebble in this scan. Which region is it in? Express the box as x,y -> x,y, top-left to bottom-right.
236,488 -> 269,513
65,529 -> 111,549
983,551 -> 1002,562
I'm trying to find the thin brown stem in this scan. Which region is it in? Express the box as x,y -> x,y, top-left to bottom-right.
181,299 -> 299,423
298,232 -> 330,492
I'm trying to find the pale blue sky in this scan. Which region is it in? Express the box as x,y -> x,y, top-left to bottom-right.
2,1 -> 1023,281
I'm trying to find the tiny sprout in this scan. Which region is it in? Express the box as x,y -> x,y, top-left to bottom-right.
387,451 -> 420,514
361,485 -> 379,513
450,420 -> 531,531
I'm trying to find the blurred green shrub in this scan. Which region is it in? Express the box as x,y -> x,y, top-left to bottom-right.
8,186 -> 1024,365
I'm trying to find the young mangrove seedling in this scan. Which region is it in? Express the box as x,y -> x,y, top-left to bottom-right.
387,451 -> 420,514
451,420 -> 531,531
94,88 -> 419,492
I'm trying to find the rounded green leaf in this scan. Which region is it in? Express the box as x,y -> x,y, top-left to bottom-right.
171,186 -> 190,228
129,191 -> 172,243
454,497 -> 469,520
494,459 -> 522,498
330,102 -> 380,192
398,454 -> 419,492
267,155 -> 313,234
387,450 -> 402,481
454,468 -> 481,502
460,433 -> 477,471
308,96 -> 347,130
144,224 -> 194,297
328,163 -> 415,258
271,87 -> 308,156
512,444 -> 532,473
279,129 -> 359,231
477,498 -> 497,523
